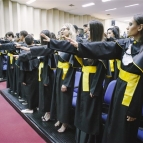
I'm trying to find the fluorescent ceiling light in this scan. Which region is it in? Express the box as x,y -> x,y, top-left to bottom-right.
125,4 -> 139,8
102,0 -> 111,2
82,3 -> 95,7
105,8 -> 116,11
26,0 -> 36,4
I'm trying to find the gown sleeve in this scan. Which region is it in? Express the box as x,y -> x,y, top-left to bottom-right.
49,39 -> 78,54
49,39 -> 125,60
30,44 -> 54,57
0,40 -> 10,44
18,45 -> 54,61
77,41 -> 123,59
0,43 -> 16,50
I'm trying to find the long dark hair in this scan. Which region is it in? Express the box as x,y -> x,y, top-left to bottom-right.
51,32 -> 56,39
107,27 -> 120,39
40,30 -> 51,45
134,14 -> 143,44
88,20 -> 104,65
89,20 -> 104,42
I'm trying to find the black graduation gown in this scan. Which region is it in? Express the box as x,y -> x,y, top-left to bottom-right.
50,53 -> 76,124
0,43 -> 16,90
0,42 -> 8,79
13,42 -> 27,96
75,59 -> 106,143
48,39 -> 143,143
19,56 -> 39,110
75,59 -> 105,133
38,56 -> 55,113
0,51 -> 7,79
18,45 -> 54,61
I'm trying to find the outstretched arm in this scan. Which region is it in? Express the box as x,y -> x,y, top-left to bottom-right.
30,44 -> 54,57
41,33 -> 124,60
0,43 -> 16,50
15,45 -> 54,61
77,41 -> 123,59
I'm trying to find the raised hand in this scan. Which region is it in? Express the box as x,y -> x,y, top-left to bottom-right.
64,37 -> 78,48
15,43 -> 21,48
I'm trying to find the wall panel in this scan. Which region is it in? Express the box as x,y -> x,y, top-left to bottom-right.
0,0 -> 104,38
0,0 -> 5,36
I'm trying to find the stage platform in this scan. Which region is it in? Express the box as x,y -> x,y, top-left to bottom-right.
0,88 -> 76,143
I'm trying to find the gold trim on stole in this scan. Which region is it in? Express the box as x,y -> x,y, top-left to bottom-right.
7,53 -> 13,64
38,62 -> 44,81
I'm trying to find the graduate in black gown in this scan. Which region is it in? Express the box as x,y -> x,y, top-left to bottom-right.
104,27 -> 121,91
107,27 -> 120,79
0,39 -> 10,80
49,14 -> 143,143
37,30 -> 55,121
49,23 -> 77,133
74,21 -> 108,143
13,31 -> 28,99
0,33 -> 18,93
19,35 -> 39,114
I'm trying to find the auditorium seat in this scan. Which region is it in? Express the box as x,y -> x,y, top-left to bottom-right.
137,106 -> 143,142
72,71 -> 81,107
72,92 -> 77,107
138,128 -> 143,142
102,80 -> 117,123
74,71 -> 81,93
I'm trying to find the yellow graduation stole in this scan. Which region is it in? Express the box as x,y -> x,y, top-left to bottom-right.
109,60 -> 114,72
7,53 -> 13,64
74,55 -> 83,66
38,62 -> 44,81
82,66 -> 97,91
119,68 -> 140,106
57,61 -> 70,80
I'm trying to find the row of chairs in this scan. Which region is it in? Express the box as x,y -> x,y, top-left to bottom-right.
72,71 -> 143,142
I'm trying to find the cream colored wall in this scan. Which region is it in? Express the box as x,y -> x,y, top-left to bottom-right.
0,0 -> 105,39
104,19 -> 128,36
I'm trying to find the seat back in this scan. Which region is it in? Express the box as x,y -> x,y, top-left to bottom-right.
142,106 -> 143,116
74,71 -> 81,88
104,80 -> 117,105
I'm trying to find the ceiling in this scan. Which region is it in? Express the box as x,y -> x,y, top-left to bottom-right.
11,0 -> 143,22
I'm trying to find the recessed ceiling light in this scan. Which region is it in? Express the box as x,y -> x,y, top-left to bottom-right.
125,4 -> 139,8
26,0 -> 36,4
105,8 -> 116,11
107,14 -> 110,15
102,0 -> 111,2
69,4 -> 74,7
82,3 -> 95,7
